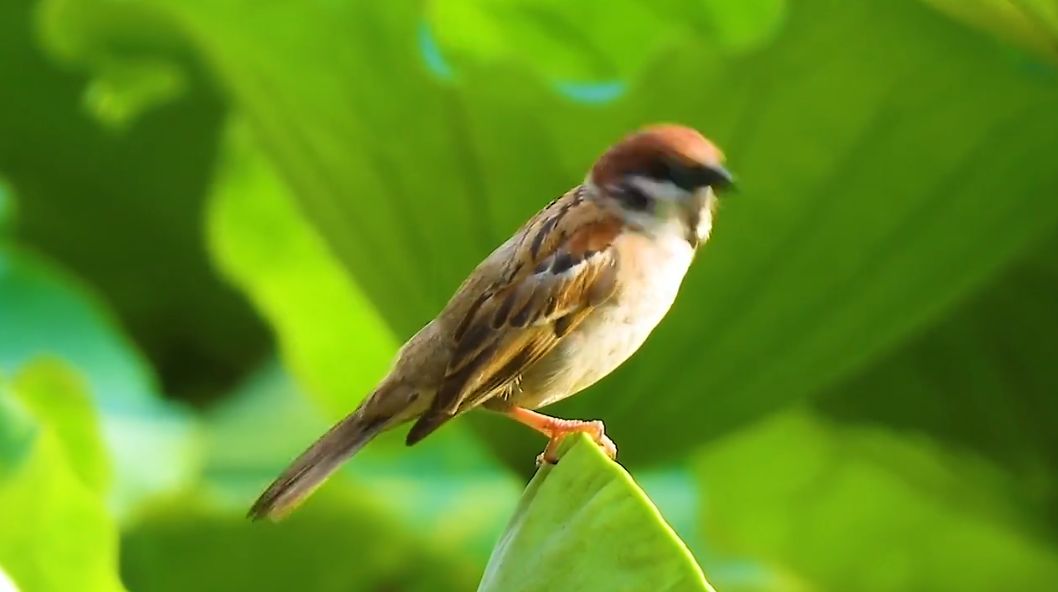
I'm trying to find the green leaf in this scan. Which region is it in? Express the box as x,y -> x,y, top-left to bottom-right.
1,0 -> 268,400
202,362 -> 521,562
570,0 -> 1058,465
41,0 -> 1058,470
480,435 -> 714,592
122,361 -> 515,591
0,249 -> 156,409
205,120 -> 529,556
0,247 -> 198,515
9,359 -> 110,494
206,123 -> 397,416
0,178 -> 13,234
695,412 -> 1058,591
426,0 -> 785,85
920,0 -> 1058,63
206,120 -> 534,572
0,362 -> 124,592
818,230 -> 1058,519
120,492 -> 476,592
426,0 -> 674,82
205,123 -> 524,561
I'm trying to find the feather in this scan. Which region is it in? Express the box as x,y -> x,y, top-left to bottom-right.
405,190 -> 622,444
247,394 -> 397,521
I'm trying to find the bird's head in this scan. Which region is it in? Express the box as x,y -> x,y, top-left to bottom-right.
588,124 -> 734,247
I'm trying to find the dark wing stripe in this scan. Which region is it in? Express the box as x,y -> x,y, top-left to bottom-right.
436,351 -> 488,415
530,216 -> 557,259
451,324 -> 491,370
509,297 -> 535,327
553,313 -> 575,337
491,293 -> 516,328
544,295 -> 558,317
468,347 -> 537,407
454,291 -> 490,343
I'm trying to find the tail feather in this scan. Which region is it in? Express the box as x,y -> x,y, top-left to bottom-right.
247,412 -> 386,521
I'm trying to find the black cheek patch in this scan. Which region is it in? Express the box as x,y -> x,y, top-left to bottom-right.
617,185 -> 651,211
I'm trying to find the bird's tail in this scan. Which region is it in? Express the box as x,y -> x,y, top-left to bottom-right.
247,407 -> 388,521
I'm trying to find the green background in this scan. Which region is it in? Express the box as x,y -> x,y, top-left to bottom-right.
2,0 -> 1057,590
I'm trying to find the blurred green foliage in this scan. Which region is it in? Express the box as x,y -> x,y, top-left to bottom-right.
0,248 -> 198,513
0,0 -> 268,403
0,361 -> 122,592
697,412 -> 1058,591
923,0 -> 1058,64
206,124 -> 397,416
1,0 -> 1057,590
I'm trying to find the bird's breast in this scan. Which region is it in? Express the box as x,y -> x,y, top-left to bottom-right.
518,231 -> 695,408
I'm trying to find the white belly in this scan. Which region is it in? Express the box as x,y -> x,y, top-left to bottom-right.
519,231 -> 694,408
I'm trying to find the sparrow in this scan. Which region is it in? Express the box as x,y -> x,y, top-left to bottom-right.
249,124 -> 734,520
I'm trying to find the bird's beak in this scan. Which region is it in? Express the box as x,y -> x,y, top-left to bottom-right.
706,164 -> 737,194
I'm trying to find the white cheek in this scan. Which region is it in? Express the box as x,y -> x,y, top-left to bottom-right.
622,207 -> 687,241
695,191 -> 717,242
621,209 -> 657,232
621,177 -> 691,238
628,177 -> 687,202
697,210 -> 713,241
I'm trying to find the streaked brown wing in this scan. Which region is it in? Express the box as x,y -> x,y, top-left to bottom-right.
405,189 -> 621,444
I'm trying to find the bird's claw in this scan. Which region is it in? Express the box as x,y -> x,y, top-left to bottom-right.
534,419 -> 617,466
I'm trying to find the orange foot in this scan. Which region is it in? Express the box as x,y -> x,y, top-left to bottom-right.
506,407 -> 618,465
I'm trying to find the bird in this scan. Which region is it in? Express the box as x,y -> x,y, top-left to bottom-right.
248,124 -> 734,521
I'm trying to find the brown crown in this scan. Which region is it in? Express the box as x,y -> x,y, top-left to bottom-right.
590,124 -> 725,187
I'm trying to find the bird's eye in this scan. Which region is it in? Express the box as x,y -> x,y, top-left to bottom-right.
616,184 -> 652,211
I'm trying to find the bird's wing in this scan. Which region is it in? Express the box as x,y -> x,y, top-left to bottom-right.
406,188 -> 622,443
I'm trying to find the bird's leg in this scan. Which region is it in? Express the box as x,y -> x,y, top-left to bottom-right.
505,407 -> 617,465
